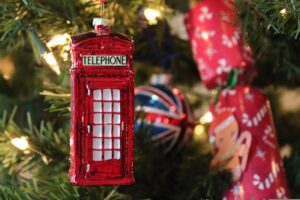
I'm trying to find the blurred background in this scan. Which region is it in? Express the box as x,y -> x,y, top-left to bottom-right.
0,0 -> 300,199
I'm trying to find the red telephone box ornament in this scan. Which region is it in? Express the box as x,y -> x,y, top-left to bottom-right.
69,18 -> 135,186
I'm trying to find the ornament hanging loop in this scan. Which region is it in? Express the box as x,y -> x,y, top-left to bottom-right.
99,0 -> 106,18
93,0 -> 111,35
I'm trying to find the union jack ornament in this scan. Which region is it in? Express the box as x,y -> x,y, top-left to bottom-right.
135,84 -> 194,153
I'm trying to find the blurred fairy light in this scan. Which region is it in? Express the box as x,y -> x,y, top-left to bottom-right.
28,30 -> 61,75
280,8 -> 288,17
200,111 -> 213,124
64,45 -> 70,51
0,56 -> 15,80
201,31 -> 209,40
42,52 -> 61,75
11,137 -> 29,151
280,144 -> 292,159
47,34 -> 70,48
62,52 -> 69,61
144,8 -> 161,25
194,124 -> 207,141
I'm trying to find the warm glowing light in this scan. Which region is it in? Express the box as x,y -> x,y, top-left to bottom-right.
3,75 -> 10,80
194,124 -> 207,141
280,8 -> 288,16
0,56 -> 15,80
280,144 -> 292,159
172,88 -> 180,95
11,137 -> 29,150
42,52 -> 61,75
200,112 -> 213,124
64,45 -> 70,51
62,52 -> 69,61
201,31 -> 209,40
144,8 -> 161,25
47,34 -> 70,48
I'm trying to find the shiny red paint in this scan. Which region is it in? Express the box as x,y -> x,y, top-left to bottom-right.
185,0 -> 256,89
210,85 -> 290,199
69,22 -> 134,186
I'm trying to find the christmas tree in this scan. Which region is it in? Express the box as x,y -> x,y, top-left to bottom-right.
0,0 -> 300,199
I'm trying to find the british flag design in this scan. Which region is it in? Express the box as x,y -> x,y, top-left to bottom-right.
135,85 -> 194,153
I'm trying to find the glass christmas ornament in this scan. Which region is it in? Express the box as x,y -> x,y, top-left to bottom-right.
209,85 -> 290,199
134,74 -> 194,153
69,18 -> 135,186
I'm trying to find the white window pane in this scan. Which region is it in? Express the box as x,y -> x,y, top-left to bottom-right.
113,89 -> 120,100
86,163 -> 90,172
114,139 -> 121,149
103,89 -> 112,100
93,90 -> 102,100
93,151 -> 102,161
94,102 -> 102,112
93,138 -> 102,149
114,103 -> 120,112
93,125 -> 102,137
114,151 -> 121,160
104,125 -> 112,137
104,102 -> 112,112
114,114 -> 121,124
94,114 -> 102,124
104,114 -> 112,124
113,125 -> 120,137
104,139 -> 112,149
104,151 -> 112,160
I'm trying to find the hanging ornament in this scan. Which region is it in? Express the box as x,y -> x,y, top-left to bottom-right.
69,2 -> 135,185
184,0 -> 255,89
209,85 -> 290,199
135,74 -> 194,154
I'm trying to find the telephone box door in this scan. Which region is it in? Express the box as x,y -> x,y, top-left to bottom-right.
85,77 -> 130,179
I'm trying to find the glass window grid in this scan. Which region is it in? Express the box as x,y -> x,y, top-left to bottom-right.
92,89 -> 122,161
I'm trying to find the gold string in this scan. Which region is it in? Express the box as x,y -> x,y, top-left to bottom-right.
100,3 -> 104,18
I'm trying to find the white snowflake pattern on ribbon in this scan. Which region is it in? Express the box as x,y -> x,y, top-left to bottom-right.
216,59 -> 231,75
205,45 -> 217,59
255,148 -> 266,161
263,125 -> 276,149
231,183 -> 240,197
253,174 -> 265,190
194,27 -> 202,38
194,27 -> 215,40
222,30 -> 241,48
242,105 -> 267,127
197,58 -> 206,70
197,58 -> 210,81
253,163 -> 280,191
198,6 -> 213,22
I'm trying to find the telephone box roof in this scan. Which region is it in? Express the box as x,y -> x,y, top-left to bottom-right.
71,31 -> 134,47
